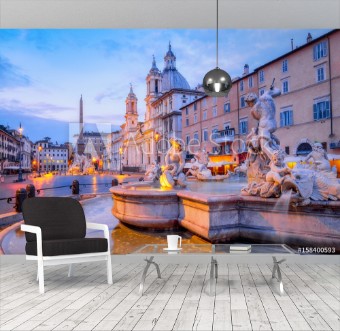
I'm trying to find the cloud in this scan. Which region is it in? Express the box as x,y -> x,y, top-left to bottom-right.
0,98 -> 75,121
0,56 -> 31,89
94,89 -> 124,103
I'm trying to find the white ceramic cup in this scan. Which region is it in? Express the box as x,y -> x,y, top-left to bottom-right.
167,235 -> 182,250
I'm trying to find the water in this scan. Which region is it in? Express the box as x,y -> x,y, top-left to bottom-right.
132,177 -> 247,195
0,174 -> 138,214
273,189 -> 293,212
187,177 -> 247,195
0,195 -> 209,255
0,175 -> 247,254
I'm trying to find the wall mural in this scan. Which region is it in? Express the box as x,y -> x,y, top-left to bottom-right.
0,28 -> 339,255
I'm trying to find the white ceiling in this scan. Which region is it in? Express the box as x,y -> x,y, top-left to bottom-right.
0,0 -> 339,28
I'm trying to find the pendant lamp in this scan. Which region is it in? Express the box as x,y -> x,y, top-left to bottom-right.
203,0 -> 232,97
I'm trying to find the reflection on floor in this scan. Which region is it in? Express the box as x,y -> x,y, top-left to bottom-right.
1,261 -> 339,330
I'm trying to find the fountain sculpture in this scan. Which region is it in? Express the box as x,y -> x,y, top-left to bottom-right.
186,149 -> 229,181
111,84 -> 340,248
68,153 -> 95,175
241,85 -> 340,206
144,161 -> 161,182
159,138 -> 187,189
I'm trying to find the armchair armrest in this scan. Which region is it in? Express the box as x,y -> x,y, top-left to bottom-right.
21,224 -> 42,235
21,224 -> 43,258
86,222 -> 110,241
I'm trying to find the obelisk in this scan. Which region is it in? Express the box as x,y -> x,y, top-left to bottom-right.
77,95 -> 85,155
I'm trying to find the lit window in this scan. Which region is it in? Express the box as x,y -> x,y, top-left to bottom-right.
313,41 -> 328,61
280,107 -> 293,127
282,59 -> 288,73
313,98 -> 330,121
239,118 -> 248,135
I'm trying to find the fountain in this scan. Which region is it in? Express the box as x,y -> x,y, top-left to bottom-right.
68,153 -> 95,175
110,85 -> 340,249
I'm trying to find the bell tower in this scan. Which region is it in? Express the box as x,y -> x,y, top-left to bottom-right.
145,55 -> 162,121
125,84 -> 138,132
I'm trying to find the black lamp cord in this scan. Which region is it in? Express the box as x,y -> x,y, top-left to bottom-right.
216,0 -> 219,68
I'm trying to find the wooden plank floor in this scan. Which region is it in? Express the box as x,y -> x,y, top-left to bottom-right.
0,262 -> 339,331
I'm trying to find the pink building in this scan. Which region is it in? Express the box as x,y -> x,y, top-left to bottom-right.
182,30 -> 340,166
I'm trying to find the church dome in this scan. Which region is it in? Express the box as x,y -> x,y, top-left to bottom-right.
162,68 -> 190,92
161,42 -> 190,92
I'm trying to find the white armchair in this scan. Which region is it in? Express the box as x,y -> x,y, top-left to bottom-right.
21,197 -> 113,294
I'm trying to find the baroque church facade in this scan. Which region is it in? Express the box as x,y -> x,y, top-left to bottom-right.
110,43 -> 203,171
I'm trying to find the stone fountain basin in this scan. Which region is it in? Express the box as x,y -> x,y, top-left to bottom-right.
111,182 -> 179,229
110,183 -> 340,248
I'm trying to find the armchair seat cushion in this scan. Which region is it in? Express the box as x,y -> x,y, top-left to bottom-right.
26,238 -> 108,256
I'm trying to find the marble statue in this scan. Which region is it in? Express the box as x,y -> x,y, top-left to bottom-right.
266,149 -> 291,186
304,142 -> 331,172
194,149 -> 210,169
242,85 -> 284,197
144,161 -> 161,182
160,138 -> 187,189
282,167 -> 340,206
186,148 -> 213,180
241,85 -> 339,203
68,153 -> 94,175
233,161 -> 248,175
186,158 -> 200,177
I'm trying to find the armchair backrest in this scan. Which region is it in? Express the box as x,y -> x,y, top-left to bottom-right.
22,197 -> 86,242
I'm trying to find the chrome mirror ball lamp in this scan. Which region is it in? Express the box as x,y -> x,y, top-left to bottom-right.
203,0 -> 232,97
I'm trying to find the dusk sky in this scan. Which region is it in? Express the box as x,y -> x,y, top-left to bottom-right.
0,29 -> 330,143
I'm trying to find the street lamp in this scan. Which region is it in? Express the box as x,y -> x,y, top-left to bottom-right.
38,145 -> 42,177
119,146 -> 123,175
17,123 -> 24,182
154,132 -> 161,164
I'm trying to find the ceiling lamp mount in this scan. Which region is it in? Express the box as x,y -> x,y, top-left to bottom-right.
203,0 -> 232,97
